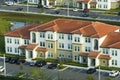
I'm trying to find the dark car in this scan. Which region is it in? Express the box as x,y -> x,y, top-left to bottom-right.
16,59 -> 25,64
82,13 -> 89,17
35,60 -> 46,67
5,57 -> 11,62
9,58 -> 19,64
83,9 -> 89,13
47,63 -> 58,69
54,10 -> 60,14
15,7 -> 23,11
118,12 -> 120,16
87,68 -> 96,74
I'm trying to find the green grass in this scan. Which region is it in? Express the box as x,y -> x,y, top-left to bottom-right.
96,66 -> 120,71
0,18 -> 11,35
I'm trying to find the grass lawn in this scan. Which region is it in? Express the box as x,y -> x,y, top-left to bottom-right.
0,18 -> 11,35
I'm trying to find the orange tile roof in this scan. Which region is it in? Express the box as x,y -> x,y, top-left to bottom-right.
80,53 -> 89,57
4,19 -> 119,39
101,32 -> 120,48
80,22 -> 119,38
90,1 -> 97,4
98,54 -> 111,60
36,47 -> 47,52
4,24 -> 39,39
26,44 -> 38,50
88,51 -> 100,58
19,45 -> 27,49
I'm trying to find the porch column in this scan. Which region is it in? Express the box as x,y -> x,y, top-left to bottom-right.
88,57 -> 91,67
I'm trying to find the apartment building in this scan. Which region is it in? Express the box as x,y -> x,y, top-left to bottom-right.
4,19 -> 120,67
55,0 -> 120,10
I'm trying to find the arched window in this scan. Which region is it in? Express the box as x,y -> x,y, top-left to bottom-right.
94,39 -> 98,50
32,33 -> 36,43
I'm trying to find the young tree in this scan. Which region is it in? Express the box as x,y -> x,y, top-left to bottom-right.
87,74 -> 94,80
29,67 -> 51,80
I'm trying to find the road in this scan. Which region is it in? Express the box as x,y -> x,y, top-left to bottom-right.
0,4 -> 120,22
0,58 -> 120,80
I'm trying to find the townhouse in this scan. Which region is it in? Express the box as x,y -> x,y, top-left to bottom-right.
55,0 -> 120,10
4,19 -> 120,67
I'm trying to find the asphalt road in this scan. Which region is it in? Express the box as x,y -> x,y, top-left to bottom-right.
0,5 -> 120,22
0,58 -> 120,80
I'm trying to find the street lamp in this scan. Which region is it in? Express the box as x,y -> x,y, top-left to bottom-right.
27,0 -> 29,13
98,65 -> 100,80
4,54 -> 6,76
67,2 -> 69,16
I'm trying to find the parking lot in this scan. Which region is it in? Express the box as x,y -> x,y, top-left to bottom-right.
0,58 -> 120,80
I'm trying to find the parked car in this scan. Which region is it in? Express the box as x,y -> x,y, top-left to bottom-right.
47,63 -> 58,69
82,13 -> 89,17
54,10 -> 60,14
16,59 -> 25,64
35,60 -> 46,67
109,70 -> 119,77
118,12 -> 120,16
5,57 -> 11,62
87,68 -> 96,74
29,61 -> 36,66
0,66 -> 4,72
83,9 -> 89,13
15,7 -> 23,11
9,58 -> 19,64
73,8 -> 79,11
5,1 -> 13,6
44,5 -> 53,9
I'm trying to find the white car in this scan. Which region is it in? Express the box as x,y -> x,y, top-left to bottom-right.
44,5 -> 53,9
0,66 -> 4,72
5,1 -> 14,6
73,8 -> 79,11
109,70 -> 119,77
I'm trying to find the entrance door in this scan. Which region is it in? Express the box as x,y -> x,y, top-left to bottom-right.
79,2 -> 82,9
85,4 -> 88,9
91,59 -> 95,66
29,51 -> 33,59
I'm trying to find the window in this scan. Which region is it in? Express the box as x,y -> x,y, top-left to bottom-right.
112,50 -> 117,56
40,42 -> 45,47
59,33 -> 64,39
85,47 -> 91,52
15,48 -> 19,53
48,34 -> 53,39
74,46 -> 80,51
7,47 -> 12,52
94,39 -> 98,50
112,60 -> 117,66
40,32 -> 45,38
48,43 -> 53,48
103,48 -> 108,54
74,37 -> 80,42
24,39 -> 29,45
74,55 -> 79,61
48,52 -> 53,58
59,43 -> 64,48
15,39 -> 19,44
68,34 -> 72,40
59,52 -> 64,58
85,37 -> 91,43
7,38 -> 12,43
32,33 -> 36,43
68,44 -> 72,49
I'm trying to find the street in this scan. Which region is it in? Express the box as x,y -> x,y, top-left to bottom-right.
0,4 -> 120,22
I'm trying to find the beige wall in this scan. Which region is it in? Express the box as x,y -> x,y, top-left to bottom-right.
111,2 -> 119,9
99,59 -> 109,67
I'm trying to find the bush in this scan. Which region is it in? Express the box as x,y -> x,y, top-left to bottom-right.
96,66 -> 120,71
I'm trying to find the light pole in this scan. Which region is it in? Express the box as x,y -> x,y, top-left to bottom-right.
4,54 -> 6,76
98,65 -> 100,80
27,0 -> 29,13
67,2 -> 69,16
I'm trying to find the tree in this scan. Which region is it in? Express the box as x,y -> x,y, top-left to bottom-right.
29,67 -> 52,80
87,74 -> 94,80
105,77 -> 112,80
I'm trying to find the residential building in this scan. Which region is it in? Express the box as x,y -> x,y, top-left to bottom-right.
4,19 -> 120,67
55,0 -> 120,10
